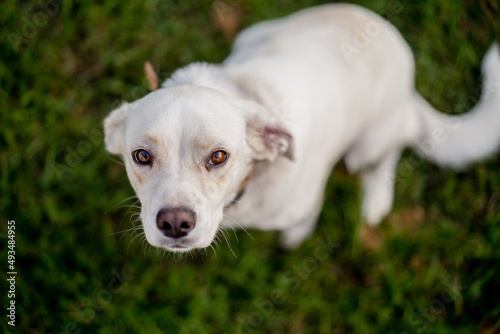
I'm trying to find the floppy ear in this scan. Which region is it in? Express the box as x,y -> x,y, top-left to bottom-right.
103,102 -> 130,155
242,101 -> 295,161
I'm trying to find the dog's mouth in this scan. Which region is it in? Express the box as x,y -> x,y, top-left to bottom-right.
170,244 -> 189,250
162,245 -> 194,253
155,236 -> 205,253
160,240 -> 194,252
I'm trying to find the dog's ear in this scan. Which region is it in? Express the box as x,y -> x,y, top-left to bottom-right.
105,63 -> 156,156
144,61 -> 160,91
104,102 -> 130,155
242,101 -> 295,161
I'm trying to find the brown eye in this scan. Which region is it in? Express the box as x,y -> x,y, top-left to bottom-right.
133,149 -> 152,165
209,150 -> 228,166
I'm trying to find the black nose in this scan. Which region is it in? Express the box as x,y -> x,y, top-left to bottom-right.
156,207 -> 197,238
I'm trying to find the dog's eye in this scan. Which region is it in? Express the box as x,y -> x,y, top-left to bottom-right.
209,150 -> 228,166
133,149 -> 152,165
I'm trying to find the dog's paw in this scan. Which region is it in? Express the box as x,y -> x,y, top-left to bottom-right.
362,190 -> 392,226
280,233 -> 302,250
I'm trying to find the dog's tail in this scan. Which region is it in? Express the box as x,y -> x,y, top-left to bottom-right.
411,42 -> 500,169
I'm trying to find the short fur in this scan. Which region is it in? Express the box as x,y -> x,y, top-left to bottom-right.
104,4 -> 500,252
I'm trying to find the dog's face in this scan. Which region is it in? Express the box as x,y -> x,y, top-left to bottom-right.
104,84 -> 293,252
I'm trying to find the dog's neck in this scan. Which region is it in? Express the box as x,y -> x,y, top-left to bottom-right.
225,161 -> 258,209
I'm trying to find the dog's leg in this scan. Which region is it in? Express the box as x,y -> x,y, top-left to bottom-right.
280,197 -> 324,249
361,149 -> 401,226
280,217 -> 318,249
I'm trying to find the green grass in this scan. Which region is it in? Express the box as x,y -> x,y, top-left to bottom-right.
1,0 -> 500,333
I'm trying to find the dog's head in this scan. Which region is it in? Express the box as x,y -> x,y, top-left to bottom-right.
104,71 -> 293,252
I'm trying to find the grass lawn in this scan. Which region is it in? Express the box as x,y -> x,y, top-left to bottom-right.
1,0 -> 500,333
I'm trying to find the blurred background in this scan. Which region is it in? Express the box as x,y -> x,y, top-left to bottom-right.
1,0 -> 500,333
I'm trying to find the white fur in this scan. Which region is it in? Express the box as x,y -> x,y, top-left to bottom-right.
104,4 -> 500,251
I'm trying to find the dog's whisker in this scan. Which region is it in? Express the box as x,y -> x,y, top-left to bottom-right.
223,214 -> 254,241
232,227 -> 239,242
112,226 -> 142,238
115,195 -> 139,205
130,222 -> 142,230
130,217 -> 142,226
142,237 -> 153,259
200,248 -> 208,258
123,205 -> 142,216
109,196 -> 139,213
209,244 -> 218,259
130,214 -> 141,221
117,205 -> 142,210
222,216 -> 240,242
213,233 -> 221,245
217,227 -> 237,258
127,212 -> 141,222
228,224 -> 239,242
127,230 -> 146,253
140,235 -> 150,256
196,248 -> 204,259
107,154 -> 125,167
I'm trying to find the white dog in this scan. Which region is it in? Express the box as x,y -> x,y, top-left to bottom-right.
104,4 -> 500,252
